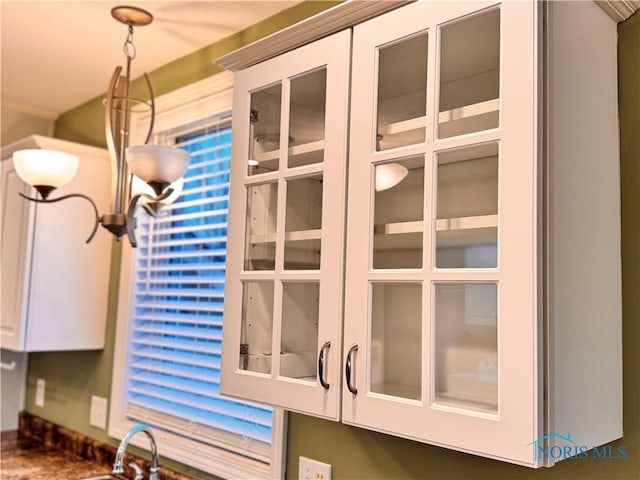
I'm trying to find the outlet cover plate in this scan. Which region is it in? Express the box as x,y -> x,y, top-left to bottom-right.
90,395 -> 108,429
299,456 -> 331,480
35,378 -> 45,407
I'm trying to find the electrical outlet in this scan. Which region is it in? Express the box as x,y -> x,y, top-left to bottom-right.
35,378 -> 45,407
299,456 -> 331,480
90,395 -> 108,429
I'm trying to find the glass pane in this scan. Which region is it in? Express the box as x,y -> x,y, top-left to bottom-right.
240,282 -> 275,374
438,9 -> 500,138
244,182 -> 278,271
280,283 -> 319,381
376,32 -> 428,151
288,69 -> 327,168
248,84 -> 282,174
434,283 -> 497,413
436,144 -> 498,268
371,283 -> 422,400
285,175 -> 322,270
373,157 -> 424,269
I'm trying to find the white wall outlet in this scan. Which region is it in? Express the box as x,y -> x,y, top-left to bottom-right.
89,395 -> 108,429
35,378 -> 45,407
299,456 -> 332,480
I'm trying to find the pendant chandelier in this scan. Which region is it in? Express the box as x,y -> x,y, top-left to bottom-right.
12,6 -> 189,247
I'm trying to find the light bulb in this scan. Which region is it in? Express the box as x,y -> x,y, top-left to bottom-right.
131,175 -> 184,205
375,163 -> 409,192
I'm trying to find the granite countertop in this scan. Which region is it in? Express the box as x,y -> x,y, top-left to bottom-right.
1,430 -> 122,480
3,413 -> 197,480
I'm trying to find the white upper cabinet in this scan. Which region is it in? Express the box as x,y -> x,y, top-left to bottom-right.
222,31 -> 351,419
1,136 -> 112,352
221,1 -> 621,467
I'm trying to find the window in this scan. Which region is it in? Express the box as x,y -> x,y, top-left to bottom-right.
110,73 -> 285,480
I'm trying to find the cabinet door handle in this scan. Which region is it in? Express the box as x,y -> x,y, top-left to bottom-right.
345,344 -> 358,395
318,340 -> 331,390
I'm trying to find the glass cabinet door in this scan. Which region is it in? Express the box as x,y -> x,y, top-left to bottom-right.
345,1 -> 539,465
222,31 -> 351,420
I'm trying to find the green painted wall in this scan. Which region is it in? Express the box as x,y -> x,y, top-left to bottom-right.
25,4 -> 639,480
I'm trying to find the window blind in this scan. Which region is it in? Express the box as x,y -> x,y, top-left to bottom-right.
124,113 -> 272,464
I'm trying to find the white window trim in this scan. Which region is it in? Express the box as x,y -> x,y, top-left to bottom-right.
108,71 -> 287,480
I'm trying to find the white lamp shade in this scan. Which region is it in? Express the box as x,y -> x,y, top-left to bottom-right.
131,175 -> 184,205
375,163 -> 409,192
126,145 -> 189,184
13,149 -> 79,188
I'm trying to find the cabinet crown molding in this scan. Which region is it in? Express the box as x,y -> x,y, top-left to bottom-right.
215,0 -> 408,72
595,0 -> 640,22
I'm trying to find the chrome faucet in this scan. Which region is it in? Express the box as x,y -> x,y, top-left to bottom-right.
113,424 -> 160,480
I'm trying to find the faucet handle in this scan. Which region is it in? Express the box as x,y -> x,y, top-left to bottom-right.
129,461 -> 144,480
149,465 -> 160,480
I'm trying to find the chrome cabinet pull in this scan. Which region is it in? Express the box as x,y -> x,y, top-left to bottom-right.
345,344 -> 358,395
318,340 -> 331,390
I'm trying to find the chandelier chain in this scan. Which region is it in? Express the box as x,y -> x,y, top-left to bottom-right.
123,24 -> 136,60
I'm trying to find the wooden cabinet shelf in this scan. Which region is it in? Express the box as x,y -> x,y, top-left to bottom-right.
253,139 -> 325,163
249,229 -> 322,245
377,97 -> 500,148
373,214 -> 497,250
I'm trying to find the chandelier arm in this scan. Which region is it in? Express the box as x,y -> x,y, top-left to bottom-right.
105,66 -> 124,213
143,73 -> 156,145
18,192 -> 101,244
125,188 -> 175,247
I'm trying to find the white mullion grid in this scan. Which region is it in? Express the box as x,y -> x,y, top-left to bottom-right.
281,162 -> 325,180
432,130 -> 502,155
267,75 -> 292,380
271,180 -> 286,380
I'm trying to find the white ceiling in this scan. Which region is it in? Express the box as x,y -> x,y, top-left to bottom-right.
1,1 -> 302,119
